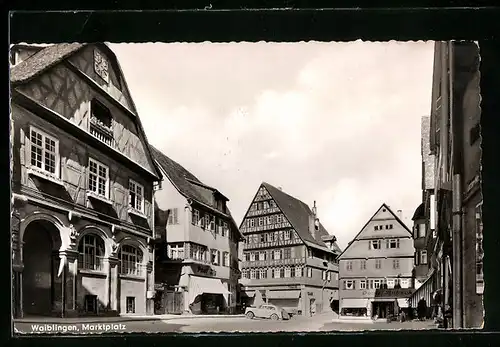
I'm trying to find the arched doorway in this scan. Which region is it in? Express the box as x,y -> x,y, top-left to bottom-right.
22,220 -> 62,316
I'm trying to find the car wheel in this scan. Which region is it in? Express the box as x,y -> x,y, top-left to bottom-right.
270,314 -> 279,321
246,311 -> 255,319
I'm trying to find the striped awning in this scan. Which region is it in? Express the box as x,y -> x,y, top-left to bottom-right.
397,298 -> 409,308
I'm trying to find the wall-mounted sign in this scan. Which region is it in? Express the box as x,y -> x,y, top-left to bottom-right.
361,290 -> 376,297
375,288 -> 415,298
192,264 -> 216,277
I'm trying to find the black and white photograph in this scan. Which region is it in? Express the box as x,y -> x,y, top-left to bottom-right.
9,39 -> 482,334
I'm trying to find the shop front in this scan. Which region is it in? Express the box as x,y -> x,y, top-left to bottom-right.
266,289 -> 301,315
373,288 -> 416,319
340,298 -> 370,318
179,264 -> 231,314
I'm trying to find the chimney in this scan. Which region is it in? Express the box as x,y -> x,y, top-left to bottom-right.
309,201 -> 320,240
397,209 -> 403,220
278,186 -> 283,191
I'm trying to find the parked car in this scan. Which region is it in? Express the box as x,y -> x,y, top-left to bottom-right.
245,304 -> 290,320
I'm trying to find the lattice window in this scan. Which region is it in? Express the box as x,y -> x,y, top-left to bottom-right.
129,179 -> 144,212
78,234 -> 105,271
119,245 -> 144,276
29,127 -> 59,177
88,158 -> 109,198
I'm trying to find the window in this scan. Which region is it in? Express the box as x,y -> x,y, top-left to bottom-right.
322,270 -> 327,281
222,222 -> 229,237
373,279 -> 381,289
307,267 -> 313,278
359,280 -> 366,289
273,250 -> 282,260
244,252 -> 250,261
78,234 -> 105,271
276,214 -> 283,223
280,268 -> 285,278
290,266 -> 296,278
420,250 -> 428,264
375,259 -> 382,269
250,219 -> 255,228
344,280 -> 355,290
346,261 -> 353,271
223,252 -> 229,267
250,269 -> 257,279
369,240 -> 381,250
388,239 -> 400,249
126,297 -> 136,313
190,244 -> 206,262
400,279 -> 410,288
29,127 -> 59,177
393,259 -> 400,269
259,251 -> 266,261
360,260 -> 366,270
374,225 -> 379,231
285,267 -> 291,278
169,244 -> 184,260
283,248 -> 291,259
418,224 -> 426,238
387,279 -> 395,289
476,202 -> 484,294
119,245 -> 144,276
167,208 -> 179,225
260,268 -> 267,279
271,268 -> 277,278
284,230 -> 291,240
209,215 -> 216,232
88,158 -> 109,198
84,295 -> 98,314
258,217 -> 263,227
192,209 -> 200,226
89,99 -> 113,146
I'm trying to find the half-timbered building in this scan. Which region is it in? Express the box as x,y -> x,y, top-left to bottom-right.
239,183 -> 341,316
10,43 -> 161,318
151,146 -> 244,315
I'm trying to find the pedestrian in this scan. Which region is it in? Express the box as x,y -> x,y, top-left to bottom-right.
417,297 -> 427,321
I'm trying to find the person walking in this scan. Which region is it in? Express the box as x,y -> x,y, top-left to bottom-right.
417,297 -> 428,321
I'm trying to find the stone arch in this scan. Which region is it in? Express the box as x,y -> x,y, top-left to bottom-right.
116,236 -> 148,264
75,225 -> 113,258
20,212 -> 65,249
21,213 -> 65,316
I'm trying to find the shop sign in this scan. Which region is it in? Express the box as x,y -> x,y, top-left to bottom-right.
193,264 -> 216,277
375,288 -> 415,298
361,290 -> 376,297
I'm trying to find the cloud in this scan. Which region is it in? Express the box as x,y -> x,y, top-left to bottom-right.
111,41 -> 434,248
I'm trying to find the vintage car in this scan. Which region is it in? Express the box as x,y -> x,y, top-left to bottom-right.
245,304 -> 290,320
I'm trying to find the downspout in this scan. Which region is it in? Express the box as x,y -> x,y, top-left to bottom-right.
449,41 -> 464,329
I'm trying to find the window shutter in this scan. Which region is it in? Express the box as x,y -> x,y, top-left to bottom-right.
368,241 -> 371,250
386,240 -> 389,248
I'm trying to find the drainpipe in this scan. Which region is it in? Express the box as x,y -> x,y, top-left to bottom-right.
449,41 -> 464,329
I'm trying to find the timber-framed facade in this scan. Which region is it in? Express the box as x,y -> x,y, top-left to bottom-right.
10,43 -> 162,318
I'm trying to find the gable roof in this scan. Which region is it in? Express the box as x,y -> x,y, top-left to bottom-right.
10,42 -> 162,180
261,182 -> 341,254
337,203 -> 413,259
150,145 -> 243,240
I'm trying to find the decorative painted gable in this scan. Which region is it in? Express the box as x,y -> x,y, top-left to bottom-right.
67,44 -> 137,115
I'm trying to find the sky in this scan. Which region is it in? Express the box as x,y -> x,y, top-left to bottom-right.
110,41 -> 435,250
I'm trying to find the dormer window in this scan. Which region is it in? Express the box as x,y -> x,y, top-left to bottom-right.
90,99 -> 113,146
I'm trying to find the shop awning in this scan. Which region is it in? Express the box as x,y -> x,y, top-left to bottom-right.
267,290 -> 301,299
341,298 -> 369,308
187,276 -> 231,305
397,298 -> 409,308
